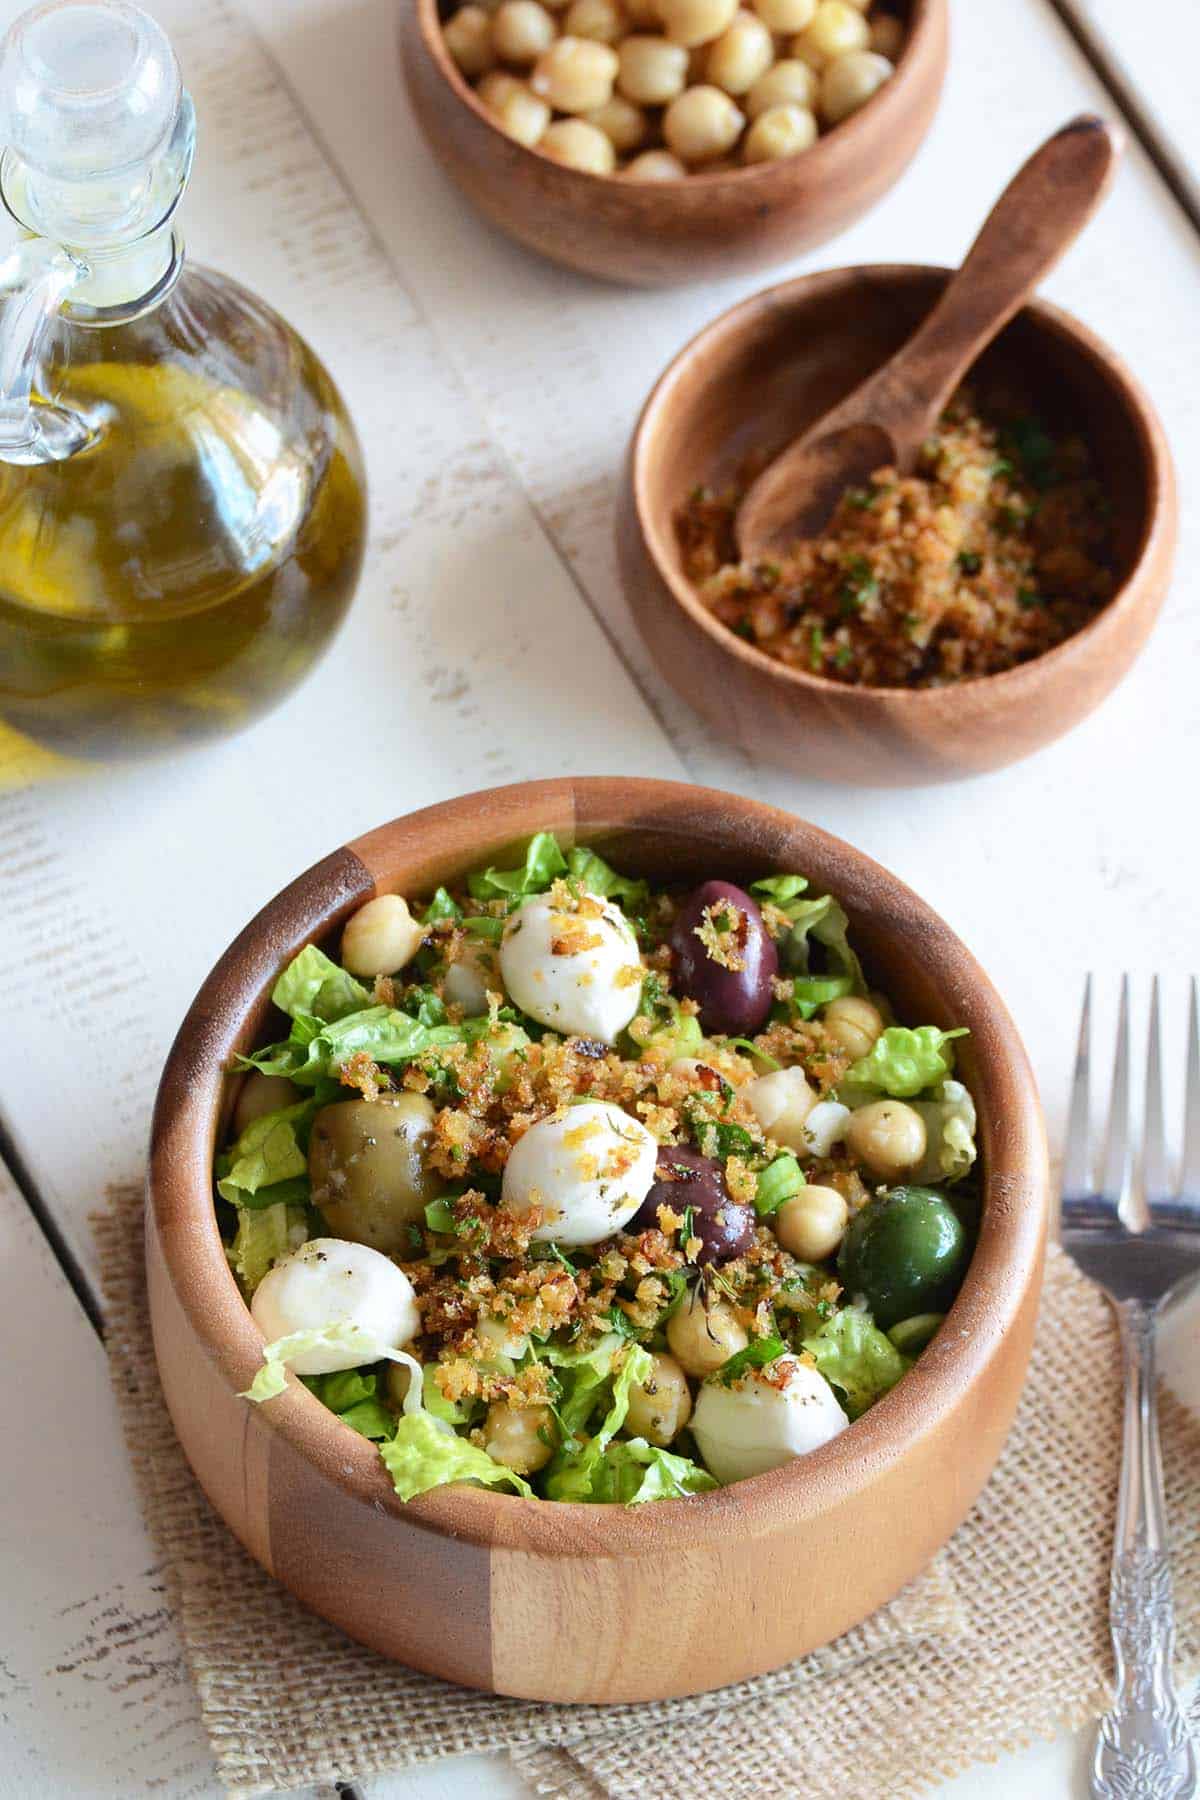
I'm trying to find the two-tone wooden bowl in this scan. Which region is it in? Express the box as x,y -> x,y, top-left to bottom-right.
147,777 -> 1048,1702
399,0 -> 948,286
618,266 -> 1177,784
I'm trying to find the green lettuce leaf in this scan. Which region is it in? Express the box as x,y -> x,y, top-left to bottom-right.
802,1308 -> 909,1419
228,1200 -> 305,1294
754,1153 -> 804,1217
422,1362 -> 481,1426
780,893 -> 866,1016
244,1007 -> 468,1085
216,1101 -> 318,1208
379,1412 -> 533,1500
468,832 -> 568,901
301,1369 -> 397,1441
564,845 -> 648,905
839,1025 -> 968,1103
272,944 -> 370,1023
542,1339 -> 653,1502
240,1322 -> 394,1403
422,886 -> 463,924
912,1078 -> 978,1183
750,873 -> 809,907
566,1436 -> 719,1504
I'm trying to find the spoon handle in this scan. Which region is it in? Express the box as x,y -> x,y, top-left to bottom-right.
867,115 -> 1122,461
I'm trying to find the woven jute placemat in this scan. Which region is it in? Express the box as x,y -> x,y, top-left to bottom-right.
95,1184 -> 1200,1800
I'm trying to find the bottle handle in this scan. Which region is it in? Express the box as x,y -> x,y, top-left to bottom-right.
0,236 -> 89,463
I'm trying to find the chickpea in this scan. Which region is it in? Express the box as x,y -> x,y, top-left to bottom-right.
625,1352 -> 693,1446
742,100 -> 816,159
657,0 -> 738,47
742,1065 -> 816,1151
484,1401 -> 556,1474
584,93 -> 649,150
750,0 -> 814,26
478,67 -> 524,106
622,147 -> 688,179
486,77 -> 552,142
565,0 -> 625,39
667,1296 -> 748,1376
774,1184 -> 849,1260
705,9 -> 774,94
663,83 -> 745,161
539,116 -> 617,169
341,892 -> 424,977
616,33 -> 689,103
444,4 -> 497,76
531,35 -> 619,108
870,12 -> 904,57
492,0 -> 558,61
233,1070 -> 299,1137
623,0 -> 659,18
819,48 -> 893,123
746,55 -> 816,115
790,0 -> 868,69
822,994 -> 885,1060
845,1099 -> 927,1181
308,1093 -> 440,1252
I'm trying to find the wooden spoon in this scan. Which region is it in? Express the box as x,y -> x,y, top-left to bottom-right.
735,115 -> 1122,562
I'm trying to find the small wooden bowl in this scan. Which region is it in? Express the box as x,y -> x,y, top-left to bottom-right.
398,0 -> 948,287
618,266 -> 1177,784
148,777 -> 1048,1702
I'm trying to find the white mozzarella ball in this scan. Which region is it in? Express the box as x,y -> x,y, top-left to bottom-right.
742,1065 -> 817,1150
499,890 -> 643,1042
250,1237 -> 420,1374
691,1354 -> 847,1482
500,1101 -> 657,1245
800,1098 -> 851,1158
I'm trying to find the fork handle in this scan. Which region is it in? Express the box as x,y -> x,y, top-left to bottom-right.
1091,1300 -> 1198,1800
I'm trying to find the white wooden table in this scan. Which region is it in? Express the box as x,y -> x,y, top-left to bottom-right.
1,0 -> 1198,1793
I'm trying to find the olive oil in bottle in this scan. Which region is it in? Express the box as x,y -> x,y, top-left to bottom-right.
0,0 -> 366,761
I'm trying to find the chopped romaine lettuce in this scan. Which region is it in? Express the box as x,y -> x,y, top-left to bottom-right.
302,1369 -> 397,1441
468,832 -> 568,901
542,1339 -> 652,1501
712,1335 -> 787,1385
802,1308 -> 909,1419
839,1025 -> 968,1103
564,845 -> 648,906
272,944 -> 370,1023
229,1200 -> 305,1294
216,1101 -> 318,1208
563,1437 -> 718,1504
240,1326 -> 422,1406
422,886 -> 463,924
422,1362 -> 481,1426
380,1412 -> 533,1500
750,873 -> 809,907
774,891 -> 866,1017
912,1078 -> 978,1183
755,1153 -> 805,1217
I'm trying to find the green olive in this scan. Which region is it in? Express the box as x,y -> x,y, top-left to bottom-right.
308,1094 -> 440,1253
837,1186 -> 968,1330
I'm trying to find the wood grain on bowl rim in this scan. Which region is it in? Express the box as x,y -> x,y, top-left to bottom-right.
147,776 -> 1049,1703
619,267 -> 1178,784
398,0 -> 949,286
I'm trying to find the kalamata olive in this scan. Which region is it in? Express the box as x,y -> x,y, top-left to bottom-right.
837,1185 -> 968,1329
633,1145 -> 755,1264
669,880 -> 778,1035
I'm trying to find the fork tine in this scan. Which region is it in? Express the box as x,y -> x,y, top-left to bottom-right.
1182,975 -> 1200,1201
1141,975 -> 1169,1214
1061,973 -> 1093,1203
1098,974 -> 1133,1211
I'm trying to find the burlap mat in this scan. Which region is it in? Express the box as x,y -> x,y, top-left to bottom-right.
95,1185 -> 1200,1799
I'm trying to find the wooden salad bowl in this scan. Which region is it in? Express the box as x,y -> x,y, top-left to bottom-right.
618,266 -> 1177,784
147,777 -> 1049,1702
398,0 -> 948,286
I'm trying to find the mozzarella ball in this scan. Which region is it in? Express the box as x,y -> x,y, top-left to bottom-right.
484,1401 -> 556,1473
751,0 -> 814,26
617,33 -> 689,102
706,10 -> 774,93
233,1070 -> 299,1136
492,0 -> 558,61
625,1351 -> 693,1445
821,993 -> 884,1059
657,0 -> 738,46
565,0 -> 625,39
742,101 -> 816,159
692,1354 -> 847,1482
499,890 -> 642,1040
341,892 -> 424,977
742,1065 -> 817,1150
666,1296 -> 748,1375
799,1097 -> 851,1158
819,48 -> 893,122
622,147 -> 688,179
531,35 -> 619,108
845,1099 -> 927,1179
484,75 -> 552,141
746,55 -> 816,116
773,1183 -> 848,1260
444,939 -> 499,1016
663,84 -> 745,161
251,1238 -> 420,1374
500,1101 -> 658,1244
445,4 -> 497,75
790,0 -> 868,68
870,12 -> 904,56
584,92 -> 649,149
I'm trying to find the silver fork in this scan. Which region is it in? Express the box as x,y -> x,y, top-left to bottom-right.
1061,976 -> 1200,1800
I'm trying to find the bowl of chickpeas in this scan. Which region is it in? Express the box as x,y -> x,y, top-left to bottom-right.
399,0 -> 947,284
148,775 -> 1047,1700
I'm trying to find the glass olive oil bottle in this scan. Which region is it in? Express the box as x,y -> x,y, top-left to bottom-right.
0,0 -> 366,760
